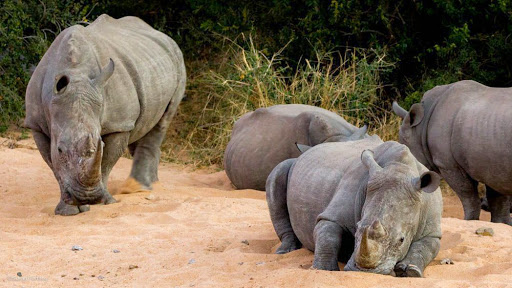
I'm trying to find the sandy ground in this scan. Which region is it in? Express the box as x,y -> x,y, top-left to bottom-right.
1,137 -> 511,288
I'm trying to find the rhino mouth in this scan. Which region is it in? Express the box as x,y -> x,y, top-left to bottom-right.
63,185 -> 104,205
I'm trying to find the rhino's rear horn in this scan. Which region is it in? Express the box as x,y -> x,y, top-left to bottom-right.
368,220 -> 387,239
392,101 -> 407,119
361,150 -> 382,175
93,58 -> 115,87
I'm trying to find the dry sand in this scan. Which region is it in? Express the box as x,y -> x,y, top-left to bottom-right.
1,137 -> 511,287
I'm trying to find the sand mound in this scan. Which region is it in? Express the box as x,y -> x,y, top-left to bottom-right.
0,140 -> 511,287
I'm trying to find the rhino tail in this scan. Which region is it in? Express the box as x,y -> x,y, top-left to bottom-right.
295,142 -> 312,154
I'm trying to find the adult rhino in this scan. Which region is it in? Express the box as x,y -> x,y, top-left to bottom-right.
224,104 -> 367,190
24,15 -> 186,215
393,80 -> 512,224
266,137 -> 442,277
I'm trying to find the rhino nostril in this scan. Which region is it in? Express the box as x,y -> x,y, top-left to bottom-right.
58,147 -> 63,154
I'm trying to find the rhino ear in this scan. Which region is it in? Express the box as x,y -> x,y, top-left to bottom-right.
407,103 -> 424,127
361,150 -> 382,175
392,101 -> 407,119
93,58 -> 115,87
295,143 -> 312,153
413,171 -> 441,193
348,125 -> 368,140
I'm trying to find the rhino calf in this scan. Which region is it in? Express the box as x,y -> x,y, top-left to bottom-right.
24,15 -> 186,215
393,80 -> 512,224
266,137 -> 442,277
224,104 -> 367,190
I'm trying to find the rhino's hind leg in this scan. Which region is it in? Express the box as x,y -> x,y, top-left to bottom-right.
266,159 -> 302,254
129,101 -> 177,189
486,185 -> 512,225
440,168 -> 480,220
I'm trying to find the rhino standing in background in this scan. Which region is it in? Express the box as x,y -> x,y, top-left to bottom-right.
224,104 -> 368,190
266,137 -> 442,277
24,15 -> 186,215
393,80 -> 512,224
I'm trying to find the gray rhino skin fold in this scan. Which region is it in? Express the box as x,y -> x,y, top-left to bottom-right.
24,14 -> 186,216
393,80 -> 512,224
266,137 -> 442,277
224,104 -> 368,190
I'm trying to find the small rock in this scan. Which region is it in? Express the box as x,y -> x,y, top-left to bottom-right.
17,272 -> 22,277
71,245 -> 83,251
79,273 -> 84,276
238,262 -> 244,265
129,265 -> 139,270
440,258 -> 454,265
476,227 -> 494,236
61,275 -> 66,278
256,262 -> 265,266
112,249 -> 120,253
91,274 -> 95,277
73,277 -> 79,280
98,275 -> 105,281
145,194 -> 155,200
188,259 -> 196,264
241,240 -> 249,245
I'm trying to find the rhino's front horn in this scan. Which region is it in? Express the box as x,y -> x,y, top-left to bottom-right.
86,138 -> 103,183
368,220 -> 387,239
92,58 -> 115,87
392,101 -> 407,119
356,228 -> 382,269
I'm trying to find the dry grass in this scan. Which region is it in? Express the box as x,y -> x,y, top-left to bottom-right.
162,34 -> 397,168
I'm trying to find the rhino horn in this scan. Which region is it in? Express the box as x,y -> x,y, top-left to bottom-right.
392,101 -> 407,119
368,220 -> 387,239
295,143 -> 312,153
348,125 -> 368,140
92,58 -> 115,87
361,150 -> 382,175
86,137 -> 103,183
356,228 -> 381,268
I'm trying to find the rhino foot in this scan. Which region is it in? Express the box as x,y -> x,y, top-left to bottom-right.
102,193 -> 117,205
78,205 -> 90,212
276,234 -> 301,254
55,201 -> 81,216
393,263 -> 422,278
480,197 -> 490,212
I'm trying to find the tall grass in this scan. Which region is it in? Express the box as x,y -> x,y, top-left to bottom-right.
161,35 -> 398,167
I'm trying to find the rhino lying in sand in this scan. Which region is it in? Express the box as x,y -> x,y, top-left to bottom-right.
393,80 -> 512,224
224,104 -> 367,190
24,15 -> 186,215
266,137 -> 442,277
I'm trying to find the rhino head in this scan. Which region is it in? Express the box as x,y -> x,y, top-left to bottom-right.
392,101 -> 431,170
345,149 -> 440,275
48,59 -> 115,205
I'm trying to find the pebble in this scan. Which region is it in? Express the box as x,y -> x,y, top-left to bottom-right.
256,262 -> 265,266
113,249 -> 120,253
71,245 -> 83,251
145,194 -> 155,200
440,258 -> 454,265
73,277 -> 79,280
475,227 -> 494,236
129,265 -> 139,270
17,272 -> 22,277
188,259 -> 196,264
98,275 -> 105,281
241,240 -> 249,245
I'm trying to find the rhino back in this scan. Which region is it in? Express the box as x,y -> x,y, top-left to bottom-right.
224,107 -> 306,190
26,15 -> 185,142
433,81 -> 512,193
287,137 -> 383,250
86,15 -> 186,142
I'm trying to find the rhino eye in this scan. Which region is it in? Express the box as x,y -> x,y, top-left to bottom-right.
55,75 -> 69,94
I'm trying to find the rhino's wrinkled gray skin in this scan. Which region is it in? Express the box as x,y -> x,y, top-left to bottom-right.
24,15 -> 186,215
266,137 -> 442,277
224,104 -> 368,190
393,80 -> 512,224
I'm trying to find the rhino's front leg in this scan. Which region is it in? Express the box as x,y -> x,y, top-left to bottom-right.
394,236 -> 440,277
100,132 -> 130,204
312,220 -> 343,271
